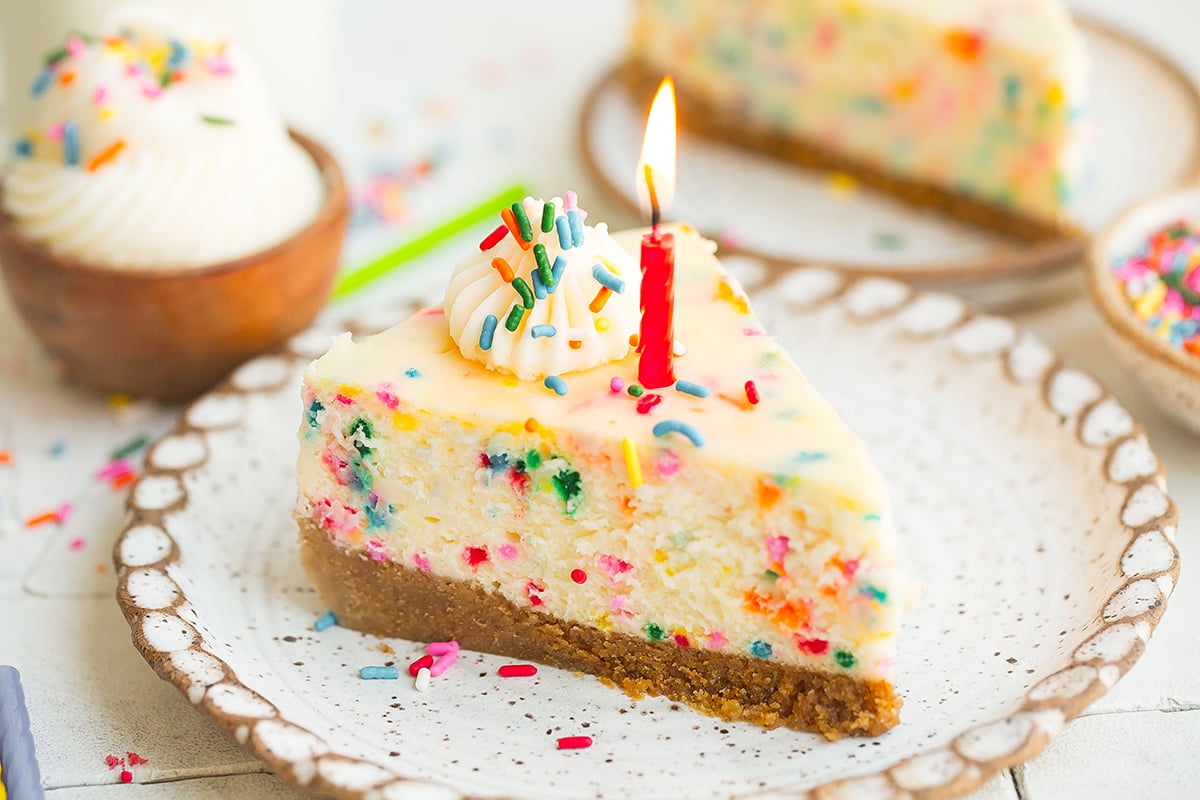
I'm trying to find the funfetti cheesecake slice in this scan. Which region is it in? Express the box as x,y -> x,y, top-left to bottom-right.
629,0 -> 1089,239
295,197 -> 903,739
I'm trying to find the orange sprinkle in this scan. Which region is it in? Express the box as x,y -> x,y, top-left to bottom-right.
491,257 -> 515,282
25,511 -> 60,528
628,332 -> 640,348
756,479 -> 782,510
86,139 -> 126,172
500,208 -> 531,250
0,450 -> 11,465
589,286 -> 612,313
944,29 -> 984,61
59,71 -> 76,86
524,417 -> 540,433
568,340 -> 583,350
111,472 -> 136,489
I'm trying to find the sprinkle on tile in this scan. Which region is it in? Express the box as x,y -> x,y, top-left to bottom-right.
313,611 -> 338,632
557,735 -> 592,750
498,664 -> 538,677
358,665 -> 399,680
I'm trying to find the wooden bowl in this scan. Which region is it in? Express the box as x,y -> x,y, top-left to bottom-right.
1088,186 -> 1200,433
0,131 -> 348,402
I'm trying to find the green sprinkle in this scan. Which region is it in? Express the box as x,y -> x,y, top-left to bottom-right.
872,230 -> 904,251
349,418 -> 374,457
201,115 -> 235,126
525,450 -> 542,470
834,650 -> 857,669
627,385 -> 644,398
860,585 -> 888,603
405,368 -> 421,378
305,399 -> 325,429
763,569 -> 780,582
504,305 -> 525,332
541,202 -> 555,233
533,243 -> 553,287
43,46 -> 68,66
552,468 -> 583,517
512,277 -> 535,309
511,201 -> 533,241
111,435 -> 149,460
1162,271 -> 1200,306
645,623 -> 665,641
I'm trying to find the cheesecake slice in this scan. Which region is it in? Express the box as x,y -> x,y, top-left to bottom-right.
295,199 -> 902,738
628,0 -> 1089,239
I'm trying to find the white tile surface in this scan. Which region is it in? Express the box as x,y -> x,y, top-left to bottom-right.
44,773 -> 309,798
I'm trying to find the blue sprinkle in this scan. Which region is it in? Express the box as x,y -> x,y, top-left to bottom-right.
550,255 -> 567,290
62,121 -> 80,166
13,138 -> 33,158
793,451 -> 827,463
544,375 -> 568,396
674,380 -> 710,398
749,640 -> 772,659
486,453 -> 509,471
168,38 -> 188,67
591,263 -> 626,294
358,665 -> 400,680
479,314 -> 498,351
313,611 -> 338,632
568,210 -> 585,247
30,67 -> 54,98
652,419 -> 705,447
863,513 -> 882,523
531,268 -> 548,299
404,368 -> 421,378
531,324 -> 557,339
48,439 -> 68,457
555,215 -> 573,250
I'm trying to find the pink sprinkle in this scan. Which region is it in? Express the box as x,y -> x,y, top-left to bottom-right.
55,502 -> 73,524
334,393 -> 354,406
564,190 -> 578,210
375,384 -> 399,409
428,651 -> 457,677
609,377 -> 624,393
704,631 -> 727,649
1163,289 -> 1186,315
125,64 -> 142,77
842,558 -> 860,577
609,594 -> 631,616
96,458 -> 134,480
45,122 -> 65,141
427,640 -> 459,656
365,539 -> 389,562
497,543 -> 519,561
204,55 -> 232,75
120,770 -> 133,784
141,84 -> 162,99
656,450 -> 681,478
570,568 -> 587,584
766,535 -> 790,565
412,552 -> 431,572
68,537 -> 85,551
105,755 -> 122,769
66,36 -> 86,57
597,554 -> 632,578
126,752 -> 148,766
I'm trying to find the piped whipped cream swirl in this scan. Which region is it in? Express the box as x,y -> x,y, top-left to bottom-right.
2,5 -> 323,269
445,196 -> 642,380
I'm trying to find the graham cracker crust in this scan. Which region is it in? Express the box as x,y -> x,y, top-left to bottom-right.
622,62 -> 1083,244
298,520 -> 900,739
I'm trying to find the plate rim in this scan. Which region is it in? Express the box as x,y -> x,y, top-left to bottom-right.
112,268 -> 1181,800
579,14 -> 1200,285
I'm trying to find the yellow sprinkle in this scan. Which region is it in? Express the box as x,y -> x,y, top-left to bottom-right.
503,376 -> 519,387
826,171 -> 859,197
594,613 -> 613,631
653,548 -> 668,563
1134,281 -> 1167,318
106,393 -> 134,411
1046,82 -> 1065,106
99,107 -> 115,121
716,280 -> 750,314
391,412 -> 417,430
835,493 -> 868,514
338,383 -> 363,397
594,317 -> 609,332
622,437 -> 643,489
597,254 -> 623,276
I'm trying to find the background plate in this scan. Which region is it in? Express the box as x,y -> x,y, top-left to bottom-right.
114,265 -> 1178,800
581,18 -> 1200,306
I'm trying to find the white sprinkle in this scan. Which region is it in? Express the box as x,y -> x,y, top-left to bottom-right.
415,666 -> 431,692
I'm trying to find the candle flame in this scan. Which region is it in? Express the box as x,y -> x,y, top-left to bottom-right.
637,76 -> 676,223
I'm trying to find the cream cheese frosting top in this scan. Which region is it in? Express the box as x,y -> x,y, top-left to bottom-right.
444,196 -> 642,381
2,4 -> 323,270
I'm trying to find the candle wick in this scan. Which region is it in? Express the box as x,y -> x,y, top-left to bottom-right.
644,163 -> 661,229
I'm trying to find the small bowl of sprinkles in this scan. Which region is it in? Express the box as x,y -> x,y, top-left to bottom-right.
1090,186 -> 1200,433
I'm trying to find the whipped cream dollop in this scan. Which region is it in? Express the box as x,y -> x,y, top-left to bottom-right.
2,4 -> 323,269
445,196 -> 642,380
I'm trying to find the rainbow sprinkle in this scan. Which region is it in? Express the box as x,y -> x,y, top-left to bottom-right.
479,314 -> 499,351
1111,219 -> 1200,358
530,324 -> 557,339
556,215 -> 574,249
674,380 -> 710,398
622,437 -> 643,488
544,375 -> 568,396
591,263 -> 625,293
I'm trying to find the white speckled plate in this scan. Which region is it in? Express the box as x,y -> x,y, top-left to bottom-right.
114,260 -> 1179,800
582,17 -> 1200,309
